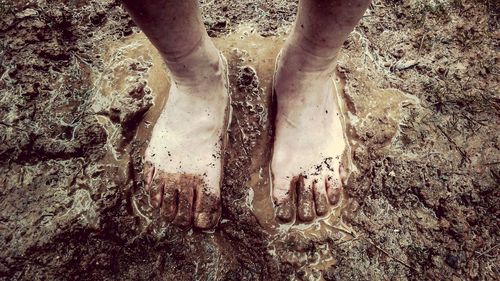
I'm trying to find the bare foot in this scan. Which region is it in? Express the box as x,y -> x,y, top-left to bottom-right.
144,38 -> 228,229
271,39 -> 346,223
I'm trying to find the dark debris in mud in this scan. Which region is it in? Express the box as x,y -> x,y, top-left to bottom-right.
0,0 -> 499,280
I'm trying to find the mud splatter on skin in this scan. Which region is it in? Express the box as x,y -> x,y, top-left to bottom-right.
143,168 -> 221,229
1,0 -> 498,280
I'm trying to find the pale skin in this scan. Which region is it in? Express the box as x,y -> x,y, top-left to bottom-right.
122,0 -> 371,229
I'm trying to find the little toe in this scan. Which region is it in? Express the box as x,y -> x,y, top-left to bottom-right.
313,178 -> 330,216
194,182 -> 221,229
160,178 -> 178,222
143,162 -> 155,190
326,173 -> 343,205
148,176 -> 164,208
273,178 -> 295,223
297,176 -> 315,222
172,176 -> 194,227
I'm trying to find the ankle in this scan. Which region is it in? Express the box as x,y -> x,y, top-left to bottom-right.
162,35 -> 222,85
275,36 -> 338,105
281,32 -> 341,74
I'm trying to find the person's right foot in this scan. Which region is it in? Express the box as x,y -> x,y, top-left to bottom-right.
143,37 -> 229,229
271,38 -> 347,223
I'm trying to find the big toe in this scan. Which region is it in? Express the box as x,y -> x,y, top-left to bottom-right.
326,173 -> 343,205
273,178 -> 295,223
194,179 -> 221,229
276,196 -> 294,223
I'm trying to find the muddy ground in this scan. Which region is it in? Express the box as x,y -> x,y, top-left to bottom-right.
0,0 -> 499,280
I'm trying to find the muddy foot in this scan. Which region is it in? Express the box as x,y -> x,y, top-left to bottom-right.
271,41 -> 346,223
144,38 -> 228,229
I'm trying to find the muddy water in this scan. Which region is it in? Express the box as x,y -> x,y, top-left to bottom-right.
89,33 -> 170,225
96,24 -> 417,280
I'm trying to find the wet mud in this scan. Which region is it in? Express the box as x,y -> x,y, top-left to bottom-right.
1,1 -> 498,280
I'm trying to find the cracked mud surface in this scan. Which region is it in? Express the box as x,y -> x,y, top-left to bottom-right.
1,0 -> 499,280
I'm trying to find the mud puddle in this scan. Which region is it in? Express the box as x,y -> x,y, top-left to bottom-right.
94,24 -> 418,281
3,1 -> 497,280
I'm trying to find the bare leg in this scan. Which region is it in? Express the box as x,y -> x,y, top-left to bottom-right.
122,0 -> 228,229
272,0 -> 371,222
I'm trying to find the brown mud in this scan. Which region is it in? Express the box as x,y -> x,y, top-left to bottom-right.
0,0 -> 499,280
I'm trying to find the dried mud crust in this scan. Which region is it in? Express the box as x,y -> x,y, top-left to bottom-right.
0,0 -> 499,281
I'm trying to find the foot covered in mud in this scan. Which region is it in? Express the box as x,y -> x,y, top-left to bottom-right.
144,38 -> 228,229
271,40 -> 346,223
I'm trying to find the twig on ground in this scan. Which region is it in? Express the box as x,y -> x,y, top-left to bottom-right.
330,225 -> 357,238
475,244 -> 500,259
418,32 -> 427,54
366,239 -> 419,273
436,124 -> 470,164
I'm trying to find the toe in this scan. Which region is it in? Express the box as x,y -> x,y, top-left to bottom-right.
160,177 -> 178,222
275,195 -> 294,223
143,162 -> 155,190
145,163 -> 163,208
172,176 -> 194,227
313,177 -> 330,216
326,173 -> 342,205
273,177 -> 295,223
194,181 -> 221,229
148,176 -> 164,208
297,175 -> 315,222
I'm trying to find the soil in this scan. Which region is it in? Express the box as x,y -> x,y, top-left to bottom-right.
0,0 -> 499,280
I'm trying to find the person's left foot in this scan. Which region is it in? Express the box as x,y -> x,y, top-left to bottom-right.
271,39 -> 346,223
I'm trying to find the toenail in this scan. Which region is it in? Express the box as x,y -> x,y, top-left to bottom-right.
195,212 -> 214,229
